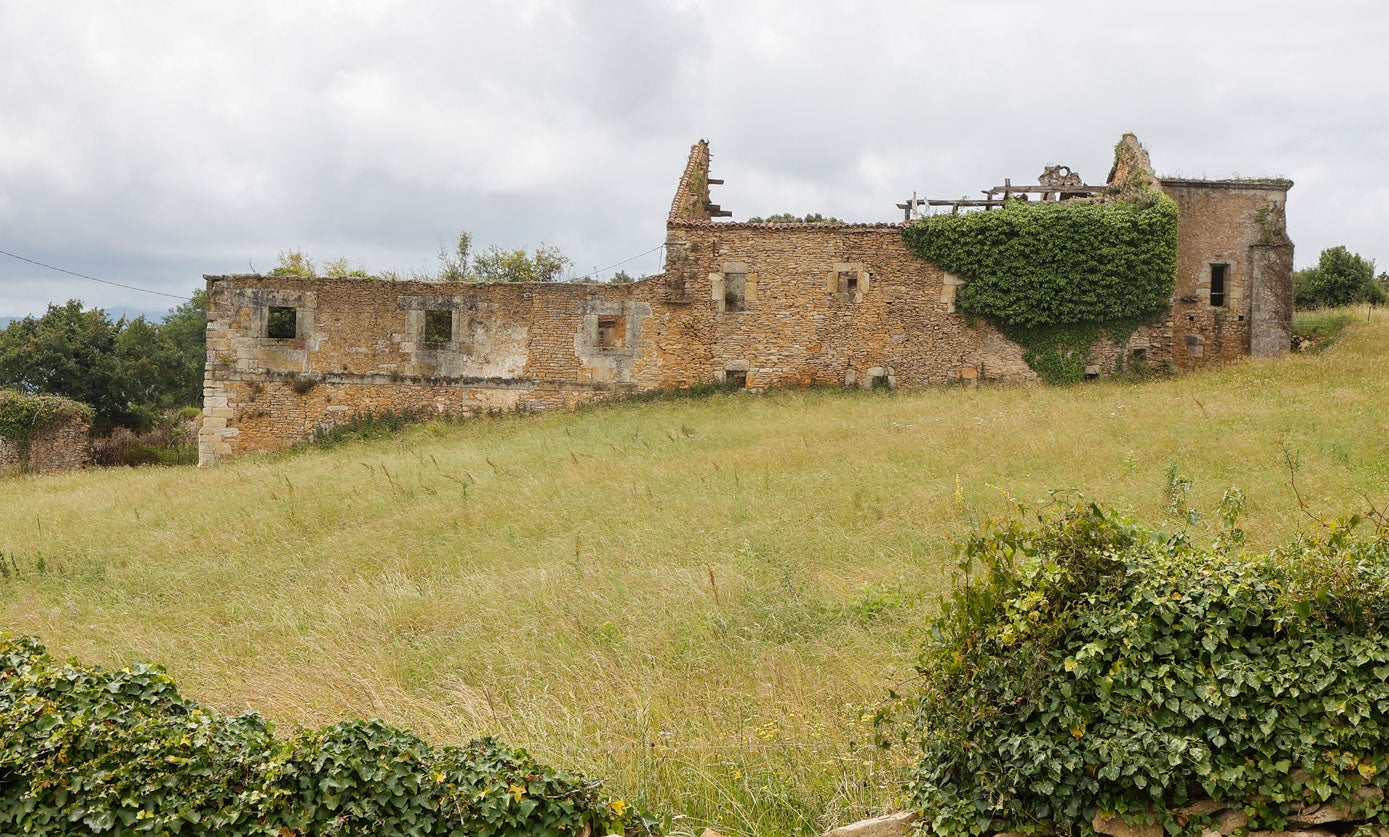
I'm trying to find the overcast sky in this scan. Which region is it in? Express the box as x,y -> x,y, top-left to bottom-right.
2,1 -> 1385,321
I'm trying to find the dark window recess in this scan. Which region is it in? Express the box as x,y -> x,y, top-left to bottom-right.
423,310 -> 453,344
597,315 -> 625,349
1130,348 -> 1147,364
1210,264 -> 1228,307
724,272 -> 747,312
724,369 -> 748,388
267,306 -> 297,339
837,270 -> 859,296
869,373 -> 890,389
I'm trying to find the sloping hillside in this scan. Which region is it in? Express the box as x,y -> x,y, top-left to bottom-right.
1,312 -> 1385,836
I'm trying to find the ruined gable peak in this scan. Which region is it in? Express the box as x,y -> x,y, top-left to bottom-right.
1107,133 -> 1158,194
668,140 -> 715,224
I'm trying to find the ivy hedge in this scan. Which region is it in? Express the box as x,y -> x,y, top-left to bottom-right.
0,389 -> 92,446
902,192 -> 1179,383
890,499 -> 1389,837
0,636 -> 658,836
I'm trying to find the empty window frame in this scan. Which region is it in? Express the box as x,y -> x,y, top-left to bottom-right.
723,271 -> 748,312
596,315 -> 626,349
1209,263 -> 1228,307
266,306 -> 297,339
724,369 -> 748,388
837,270 -> 859,296
423,309 -> 453,345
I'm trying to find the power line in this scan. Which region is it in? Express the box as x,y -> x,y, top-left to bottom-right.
574,243 -> 666,282
0,247 -> 190,301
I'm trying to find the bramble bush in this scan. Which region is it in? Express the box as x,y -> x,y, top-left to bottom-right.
0,636 -> 657,836
886,498 -> 1389,837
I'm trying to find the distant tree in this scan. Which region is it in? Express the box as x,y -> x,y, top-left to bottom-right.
609,270 -> 637,284
0,293 -> 208,434
114,317 -> 181,425
746,212 -> 844,224
156,289 -> 208,408
1295,246 -> 1382,308
0,301 -> 141,433
471,243 -> 572,283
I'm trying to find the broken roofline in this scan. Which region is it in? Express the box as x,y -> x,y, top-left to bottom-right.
670,134 -> 1291,227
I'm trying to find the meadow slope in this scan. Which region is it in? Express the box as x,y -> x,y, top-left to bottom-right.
1,312 -> 1386,836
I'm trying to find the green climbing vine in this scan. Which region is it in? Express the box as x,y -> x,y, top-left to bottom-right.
903,190 -> 1178,383
0,390 -> 92,461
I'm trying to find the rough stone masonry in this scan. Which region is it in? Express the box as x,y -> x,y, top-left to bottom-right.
199,135 -> 1292,463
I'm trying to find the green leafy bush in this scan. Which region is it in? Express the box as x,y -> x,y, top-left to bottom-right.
0,636 -> 657,835
1294,246 -> 1381,309
890,500 -> 1389,837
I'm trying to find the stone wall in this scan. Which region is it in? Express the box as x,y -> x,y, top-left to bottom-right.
199,137 -> 1292,463
1162,178 -> 1294,368
0,398 -> 91,475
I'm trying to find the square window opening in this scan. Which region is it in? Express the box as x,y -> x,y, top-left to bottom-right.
1210,263 -> 1228,307
1130,347 -> 1147,364
724,369 -> 748,389
267,306 -> 297,339
869,373 -> 890,389
837,270 -> 859,297
723,272 -> 747,312
597,315 -> 626,349
423,309 -> 453,345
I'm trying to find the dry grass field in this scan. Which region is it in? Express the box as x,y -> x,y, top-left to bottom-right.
0,309 -> 1383,836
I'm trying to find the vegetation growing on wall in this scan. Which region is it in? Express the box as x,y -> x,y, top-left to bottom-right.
885,498 -> 1389,837
0,390 -> 91,457
0,635 -> 656,836
746,213 -> 844,224
902,184 -> 1178,383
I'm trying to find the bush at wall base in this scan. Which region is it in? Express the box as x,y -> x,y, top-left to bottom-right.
892,499 -> 1389,837
0,635 -> 658,836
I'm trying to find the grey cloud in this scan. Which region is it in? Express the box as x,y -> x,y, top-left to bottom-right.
2,1 -> 1388,318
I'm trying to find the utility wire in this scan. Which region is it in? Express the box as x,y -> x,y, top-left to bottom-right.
0,247 -> 190,301
574,243 -> 666,282
1,240 -> 668,298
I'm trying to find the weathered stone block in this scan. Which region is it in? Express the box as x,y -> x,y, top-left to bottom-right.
1094,813 -> 1163,837
823,811 -> 917,837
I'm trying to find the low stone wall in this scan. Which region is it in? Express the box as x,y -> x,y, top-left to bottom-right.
0,392 -> 91,475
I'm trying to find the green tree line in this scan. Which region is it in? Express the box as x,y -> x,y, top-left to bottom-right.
1295,245 -> 1387,308
0,292 -> 206,434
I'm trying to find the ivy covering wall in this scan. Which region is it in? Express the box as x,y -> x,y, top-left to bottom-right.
902,185 -> 1179,383
0,390 -> 92,449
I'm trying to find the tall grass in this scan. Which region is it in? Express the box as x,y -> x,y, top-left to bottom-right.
2,310 -> 1388,835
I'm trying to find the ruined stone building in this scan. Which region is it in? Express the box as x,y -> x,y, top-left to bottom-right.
198,136 -> 1293,464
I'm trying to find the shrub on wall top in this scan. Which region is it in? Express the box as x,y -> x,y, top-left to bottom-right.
0,389 -> 92,444
0,635 -> 658,836
888,499 -> 1389,837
